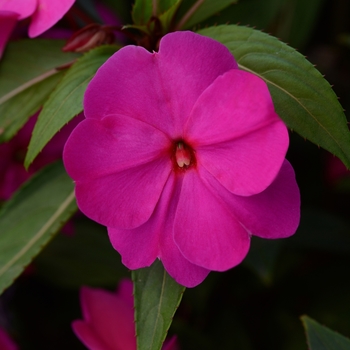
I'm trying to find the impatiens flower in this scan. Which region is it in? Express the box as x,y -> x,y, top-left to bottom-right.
72,279 -> 179,350
0,0 -> 75,57
63,31 -> 300,287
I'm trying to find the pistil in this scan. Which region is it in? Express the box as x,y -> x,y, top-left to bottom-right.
175,142 -> 191,168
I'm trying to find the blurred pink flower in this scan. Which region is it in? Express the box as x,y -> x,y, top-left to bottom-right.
0,113 -> 82,200
63,31 -> 300,287
72,279 -> 179,350
0,0 -> 75,57
0,326 -> 17,350
325,154 -> 350,186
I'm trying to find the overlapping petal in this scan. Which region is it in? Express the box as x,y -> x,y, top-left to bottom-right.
200,160 -> 300,240
0,0 -> 36,19
156,31 -> 238,134
28,0 -> 75,37
75,157 -> 171,229
160,225 -> 210,287
174,169 -> 251,271
157,173 -> 210,286
221,160 -> 300,239
186,69 -> 289,196
108,173 -> 209,287
108,221 -> 159,270
64,113 -> 172,229
63,115 -> 170,182
84,31 -> 237,137
84,44 -> 175,135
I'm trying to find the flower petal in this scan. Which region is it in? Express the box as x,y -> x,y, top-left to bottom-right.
107,174 -> 177,270
108,173 -> 209,287
156,31 -> 238,134
217,160 -> 300,239
116,279 -> 134,308
72,321 -> 112,350
75,156 -> 171,229
78,286 -> 136,350
84,31 -> 237,137
174,168 -> 251,271
108,223 -> 159,270
28,0 -> 75,37
160,225 -> 210,288
63,115 -> 170,182
185,69 -> 289,196
0,1 -> 36,19
0,12 -> 19,59
158,173 -> 210,287
84,44 -> 176,136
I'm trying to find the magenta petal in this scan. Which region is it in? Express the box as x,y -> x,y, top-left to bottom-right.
116,279 -> 134,308
107,174 -> 176,270
156,31 -> 238,134
160,225 -> 210,287
186,69 -> 289,196
84,44 -> 176,136
72,321 -> 111,350
75,156 -> 171,229
228,160 -> 300,239
0,1 -> 36,19
77,286 -> 136,350
84,31 -> 237,137
108,173 -> 209,287
202,160 -> 300,239
63,115 -> 170,182
107,173 -> 175,271
158,174 -> 210,287
28,0 -> 75,37
174,169 -> 251,271
108,223 -> 158,270
0,12 -> 19,59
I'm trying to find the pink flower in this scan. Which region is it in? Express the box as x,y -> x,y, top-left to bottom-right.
325,154 -> 350,186
72,279 -> 179,350
0,0 -> 75,57
63,31 -> 300,287
0,327 -> 17,350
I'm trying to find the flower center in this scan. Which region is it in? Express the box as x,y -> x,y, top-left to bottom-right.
172,140 -> 196,171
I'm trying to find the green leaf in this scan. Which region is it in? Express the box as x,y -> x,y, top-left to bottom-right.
198,25 -> 350,168
132,260 -> 185,350
35,217 -> 128,288
176,0 -> 238,30
0,161 -> 77,295
25,45 -> 118,168
132,0 -> 181,31
0,39 -> 79,142
132,0 -> 153,25
159,0 -> 182,33
0,71 -> 65,142
301,315 -> 350,349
